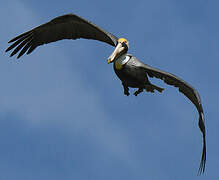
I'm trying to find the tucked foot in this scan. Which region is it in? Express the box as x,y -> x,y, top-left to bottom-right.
145,84 -> 164,93
122,83 -> 130,96
145,85 -> 155,93
124,91 -> 130,96
134,88 -> 143,96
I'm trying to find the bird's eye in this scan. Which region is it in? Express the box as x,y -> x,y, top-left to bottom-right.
122,42 -> 128,49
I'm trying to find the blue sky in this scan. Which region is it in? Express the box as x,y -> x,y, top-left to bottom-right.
0,0 -> 218,179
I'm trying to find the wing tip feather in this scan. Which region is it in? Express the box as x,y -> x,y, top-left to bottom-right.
197,112 -> 206,175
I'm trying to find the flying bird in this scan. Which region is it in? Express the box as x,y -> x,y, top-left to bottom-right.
5,13 -> 206,174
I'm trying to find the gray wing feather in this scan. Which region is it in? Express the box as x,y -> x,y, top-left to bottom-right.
6,14 -> 118,58
140,62 -> 206,174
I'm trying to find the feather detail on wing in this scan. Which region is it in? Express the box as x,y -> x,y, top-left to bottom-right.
6,14 -> 118,58
141,63 -> 206,174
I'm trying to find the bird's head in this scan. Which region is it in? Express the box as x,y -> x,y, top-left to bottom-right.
108,38 -> 129,64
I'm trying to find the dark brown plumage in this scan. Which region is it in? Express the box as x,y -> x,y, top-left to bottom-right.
6,14 -> 118,58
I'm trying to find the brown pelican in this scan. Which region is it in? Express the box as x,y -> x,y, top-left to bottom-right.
5,13 -> 206,174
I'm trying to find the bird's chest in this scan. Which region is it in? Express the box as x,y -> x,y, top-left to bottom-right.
114,54 -> 130,70
113,55 -> 147,87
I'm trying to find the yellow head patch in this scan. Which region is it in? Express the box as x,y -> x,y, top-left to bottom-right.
118,38 -> 129,48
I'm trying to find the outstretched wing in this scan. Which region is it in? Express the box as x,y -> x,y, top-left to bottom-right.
6,14 -> 118,58
141,63 -> 206,174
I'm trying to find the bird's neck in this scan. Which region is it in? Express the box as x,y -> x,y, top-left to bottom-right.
114,53 -> 130,70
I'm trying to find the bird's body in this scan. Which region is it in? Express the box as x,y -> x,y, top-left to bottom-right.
115,54 -> 145,88
114,54 -> 164,95
5,13 -> 206,174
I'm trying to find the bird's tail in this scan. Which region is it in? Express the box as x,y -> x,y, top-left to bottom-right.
145,84 -> 164,93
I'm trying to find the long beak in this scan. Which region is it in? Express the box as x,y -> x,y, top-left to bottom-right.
107,43 -> 124,64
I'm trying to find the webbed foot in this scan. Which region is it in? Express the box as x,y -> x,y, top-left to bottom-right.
145,84 -> 164,93
122,83 -> 130,96
134,88 -> 143,96
124,91 -> 130,96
